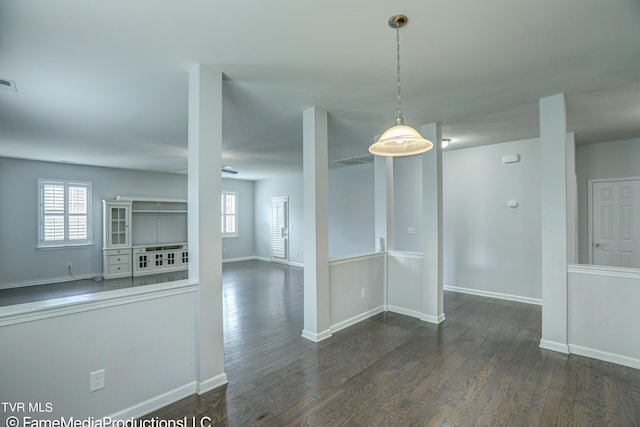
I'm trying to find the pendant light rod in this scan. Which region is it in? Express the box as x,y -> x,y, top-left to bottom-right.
389,15 -> 407,125
369,14 -> 434,157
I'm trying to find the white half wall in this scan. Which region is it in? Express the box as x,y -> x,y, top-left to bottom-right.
329,253 -> 385,332
387,251 -> 423,318
0,283 -> 201,422
568,265 -> 640,369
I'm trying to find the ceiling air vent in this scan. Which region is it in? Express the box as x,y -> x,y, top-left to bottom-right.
332,154 -> 374,167
0,79 -> 17,92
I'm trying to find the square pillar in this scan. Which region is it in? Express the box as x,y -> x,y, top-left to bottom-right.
539,93 -> 570,353
421,122 -> 445,324
188,64 -> 227,391
301,107 -> 332,342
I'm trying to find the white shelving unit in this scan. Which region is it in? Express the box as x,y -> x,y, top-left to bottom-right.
102,196 -> 188,279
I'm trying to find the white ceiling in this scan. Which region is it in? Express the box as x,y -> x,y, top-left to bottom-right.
1,1 -> 639,180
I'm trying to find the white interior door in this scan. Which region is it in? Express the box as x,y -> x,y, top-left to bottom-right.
270,196 -> 288,262
591,179 -> 640,267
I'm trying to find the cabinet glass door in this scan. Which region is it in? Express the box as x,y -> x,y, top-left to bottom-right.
111,207 -> 127,245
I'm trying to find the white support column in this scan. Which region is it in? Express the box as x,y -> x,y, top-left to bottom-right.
188,64 -> 227,392
420,122 -> 445,324
301,106 -> 332,342
539,93 -> 570,353
374,156 -> 394,252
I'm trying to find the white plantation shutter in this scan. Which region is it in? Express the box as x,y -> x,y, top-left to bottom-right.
39,180 -> 92,247
43,183 -> 65,241
68,185 -> 88,240
221,192 -> 237,237
270,197 -> 287,260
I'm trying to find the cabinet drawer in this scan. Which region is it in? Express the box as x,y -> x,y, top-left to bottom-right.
108,254 -> 129,265
108,263 -> 130,275
105,248 -> 131,256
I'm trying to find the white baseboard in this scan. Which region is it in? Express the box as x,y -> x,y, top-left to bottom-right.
109,381 -> 197,420
386,305 -> 445,324
301,328 -> 332,342
444,285 -> 542,306
331,306 -> 384,333
197,373 -> 228,394
569,344 -> 640,370
539,339 -> 570,354
421,313 -> 446,324
222,256 -> 257,263
254,256 -> 271,262
0,274 -> 98,290
386,305 -> 423,320
288,261 -> 304,268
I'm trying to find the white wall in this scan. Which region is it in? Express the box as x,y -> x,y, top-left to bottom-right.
568,265 -> 640,369
221,179 -> 255,261
0,157 -> 187,286
442,138 -> 542,301
328,163 -> 375,258
254,173 -> 304,264
391,139 -> 542,302
392,156 -> 423,252
0,283 -> 198,421
254,165 -> 376,263
575,137 -> 640,263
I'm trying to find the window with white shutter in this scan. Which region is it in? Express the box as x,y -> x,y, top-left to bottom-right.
38,179 -> 92,247
221,191 -> 237,237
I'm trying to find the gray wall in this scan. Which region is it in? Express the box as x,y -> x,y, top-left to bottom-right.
221,178 -> 255,261
0,158 -> 257,285
575,137 -> 640,263
0,157 -> 187,286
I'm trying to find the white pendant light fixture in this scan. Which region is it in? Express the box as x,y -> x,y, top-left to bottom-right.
369,15 -> 433,157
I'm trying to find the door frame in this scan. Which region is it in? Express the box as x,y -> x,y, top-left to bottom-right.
588,176 -> 640,264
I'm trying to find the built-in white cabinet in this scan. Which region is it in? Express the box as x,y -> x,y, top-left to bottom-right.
102,201 -> 133,278
103,201 -> 132,248
102,197 -> 188,279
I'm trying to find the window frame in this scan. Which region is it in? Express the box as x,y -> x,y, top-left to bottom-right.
221,191 -> 238,238
38,179 -> 93,248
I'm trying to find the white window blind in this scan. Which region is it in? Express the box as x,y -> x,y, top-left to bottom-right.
39,179 -> 92,247
221,192 -> 237,237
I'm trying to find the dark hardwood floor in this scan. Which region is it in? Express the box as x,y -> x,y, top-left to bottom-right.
0,271 -> 189,307
145,260 -> 640,426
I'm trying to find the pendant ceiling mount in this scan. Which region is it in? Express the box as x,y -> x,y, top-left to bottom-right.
388,14 -> 408,29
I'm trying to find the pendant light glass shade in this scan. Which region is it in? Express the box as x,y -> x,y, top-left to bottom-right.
369,14 -> 434,157
369,120 -> 434,157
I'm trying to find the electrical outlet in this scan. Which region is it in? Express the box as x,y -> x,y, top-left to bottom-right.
66,262 -> 72,269
296,251 -> 300,257
89,369 -> 105,392
361,288 -> 366,299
